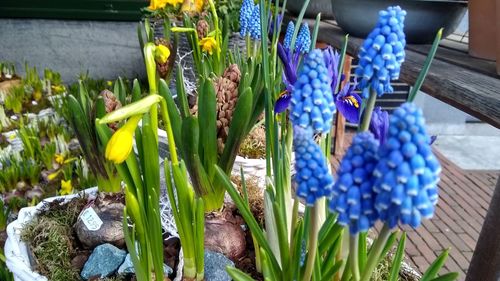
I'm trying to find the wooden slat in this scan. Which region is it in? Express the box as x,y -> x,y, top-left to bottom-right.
305,19 -> 500,129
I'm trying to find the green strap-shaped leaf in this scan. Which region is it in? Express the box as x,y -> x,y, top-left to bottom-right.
389,232 -> 406,281
226,267 -> 256,281
421,249 -> 450,281
158,79 -> 182,152
429,272 -> 459,281
197,78 -> 218,179
175,64 -> 190,118
132,79 -> 142,102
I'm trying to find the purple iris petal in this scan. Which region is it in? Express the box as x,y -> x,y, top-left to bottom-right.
268,13 -> 284,37
335,89 -> 362,123
278,43 -> 297,87
369,107 -> 389,145
275,91 -> 292,113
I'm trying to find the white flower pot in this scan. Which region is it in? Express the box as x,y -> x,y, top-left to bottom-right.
4,188 -> 98,281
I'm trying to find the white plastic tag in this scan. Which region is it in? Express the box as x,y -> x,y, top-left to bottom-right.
80,207 -> 103,231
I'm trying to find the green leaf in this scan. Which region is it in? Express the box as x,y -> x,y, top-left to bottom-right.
389,232 -> 406,281
421,249 -> 450,281
310,13 -> 321,52
408,28 -> 443,102
158,79 -> 182,151
197,78 -> 218,179
194,197 -> 205,278
429,272 -> 460,281
358,231 -> 367,271
132,79 -> 142,102
226,267 -> 256,281
321,260 -> 344,281
215,165 -> 282,274
175,64 -> 190,118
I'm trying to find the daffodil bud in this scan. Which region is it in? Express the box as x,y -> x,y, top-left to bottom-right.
125,192 -> 144,237
154,44 -> 170,64
99,94 -> 162,124
105,115 -> 142,164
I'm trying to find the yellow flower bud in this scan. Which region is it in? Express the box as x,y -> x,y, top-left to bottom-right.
60,179 -> 73,195
155,44 -> 171,64
105,115 -> 142,164
148,0 -> 168,10
54,154 -> 64,165
47,170 -> 61,181
199,36 -> 217,55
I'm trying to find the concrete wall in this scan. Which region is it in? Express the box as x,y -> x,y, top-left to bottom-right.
0,19 -> 146,83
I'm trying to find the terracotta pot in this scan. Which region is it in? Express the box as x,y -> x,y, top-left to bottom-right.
469,0 -> 498,61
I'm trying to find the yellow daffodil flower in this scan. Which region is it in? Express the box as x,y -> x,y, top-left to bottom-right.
105,115 -> 142,164
155,45 -> 171,64
51,85 -> 65,94
148,0 -> 167,10
33,91 -> 42,101
181,0 -> 204,13
60,179 -> 73,195
199,36 -> 218,55
48,170 -> 61,181
55,154 -> 64,165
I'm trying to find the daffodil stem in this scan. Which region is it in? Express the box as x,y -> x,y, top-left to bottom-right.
302,204 -> 320,281
350,234 -> 360,281
159,99 -> 179,165
360,223 -> 392,281
359,88 -> 377,132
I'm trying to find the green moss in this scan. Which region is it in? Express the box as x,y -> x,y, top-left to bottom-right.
20,197 -> 87,281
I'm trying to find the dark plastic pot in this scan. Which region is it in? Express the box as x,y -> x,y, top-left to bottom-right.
287,0 -> 335,19
331,0 -> 468,44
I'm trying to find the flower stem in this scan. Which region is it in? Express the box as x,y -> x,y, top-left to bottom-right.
159,99 -> 179,165
359,88 -> 377,132
350,234 -> 360,281
360,223 -> 392,281
302,204 -> 320,281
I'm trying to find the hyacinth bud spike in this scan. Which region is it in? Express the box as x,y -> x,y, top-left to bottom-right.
290,49 -> 335,133
356,6 -> 406,97
239,0 -> 253,37
293,126 -> 334,205
284,21 -> 295,50
248,4 -> 261,40
374,102 -> 441,229
296,23 -> 312,54
330,132 -> 380,234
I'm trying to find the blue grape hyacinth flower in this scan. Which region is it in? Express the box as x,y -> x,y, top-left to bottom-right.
283,21 -> 295,50
296,23 -> 311,54
239,0 -> 253,37
330,132 -> 380,234
355,6 -> 407,98
294,126 -> 335,205
248,4 -> 262,40
290,49 -> 336,134
373,102 -> 441,229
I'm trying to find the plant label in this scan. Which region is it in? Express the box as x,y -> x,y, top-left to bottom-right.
80,207 -> 103,231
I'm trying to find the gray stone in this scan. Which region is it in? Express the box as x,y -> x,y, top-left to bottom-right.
117,254 -> 173,276
80,243 -> 127,280
75,201 -> 125,249
204,250 -> 234,281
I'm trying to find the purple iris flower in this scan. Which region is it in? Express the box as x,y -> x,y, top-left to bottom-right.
335,81 -> 362,123
369,107 -> 389,145
323,46 -> 363,123
274,42 -> 300,113
268,13 -> 284,38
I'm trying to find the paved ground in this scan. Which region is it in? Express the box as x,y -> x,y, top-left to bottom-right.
332,132 -> 499,281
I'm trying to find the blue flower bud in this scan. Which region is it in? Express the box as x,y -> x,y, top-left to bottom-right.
284,21 -> 295,50
373,102 -> 441,228
239,0 -> 254,37
296,23 -> 312,54
248,4 -> 261,40
291,49 -> 335,133
356,6 -> 406,97
294,126 -> 334,205
330,132 -> 380,234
